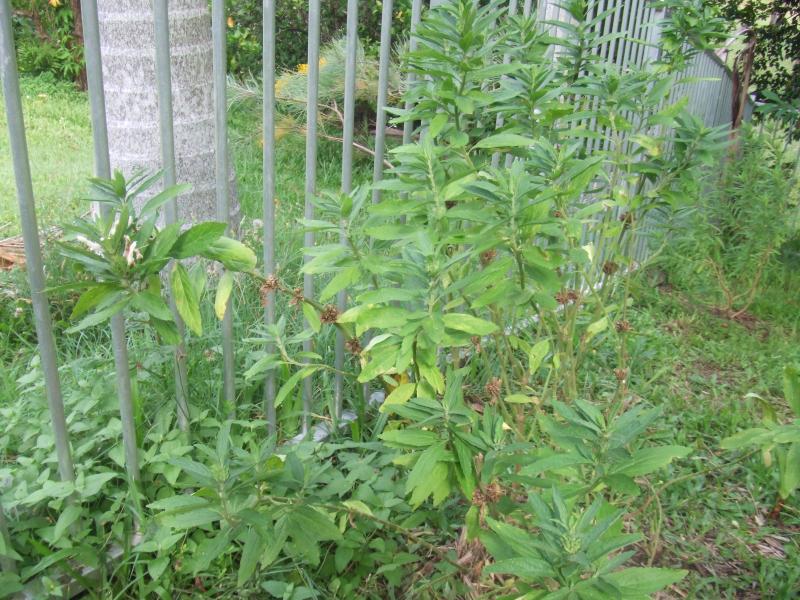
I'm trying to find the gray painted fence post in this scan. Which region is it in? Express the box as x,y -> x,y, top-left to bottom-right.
301,0 -> 321,436
211,0 -> 236,416
371,0 -> 393,204
81,0 -> 140,483
1,0 -> 75,487
263,0 -> 277,434
153,0 -> 191,434
335,0 -> 358,422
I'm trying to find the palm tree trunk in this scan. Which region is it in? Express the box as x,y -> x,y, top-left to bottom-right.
97,0 -> 239,227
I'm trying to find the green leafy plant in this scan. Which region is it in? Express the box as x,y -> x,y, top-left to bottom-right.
664,121 -> 799,318
58,171 -> 257,341
722,365 -> 800,518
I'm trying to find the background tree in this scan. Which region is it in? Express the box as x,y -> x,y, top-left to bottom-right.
712,0 -> 800,131
97,0 -> 238,225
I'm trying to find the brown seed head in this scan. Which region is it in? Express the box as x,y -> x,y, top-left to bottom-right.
259,275 -> 280,305
471,335 -> 482,353
472,488 -> 487,507
553,209 -> 565,218
485,377 -> 502,400
567,290 -> 579,302
345,338 -> 362,355
484,482 -> 503,503
320,304 -> 340,324
614,367 -> 628,382
602,261 -> 619,275
615,320 -> 632,333
289,287 -> 304,307
480,249 -> 497,266
619,212 -> 634,225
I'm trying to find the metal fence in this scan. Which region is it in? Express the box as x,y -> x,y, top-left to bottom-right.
0,0 -> 746,582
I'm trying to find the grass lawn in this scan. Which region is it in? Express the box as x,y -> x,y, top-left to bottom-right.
622,278 -> 800,597
0,75 -> 93,237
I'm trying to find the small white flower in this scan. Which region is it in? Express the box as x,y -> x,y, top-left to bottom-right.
14,307 -> 24,318
108,216 -> 121,239
252,218 -> 264,229
533,108 -> 542,116
123,238 -> 142,267
75,235 -> 104,256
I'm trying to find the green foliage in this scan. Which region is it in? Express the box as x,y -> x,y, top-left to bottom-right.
11,0 -> 84,85
224,0 -> 412,76
652,0 -> 731,72
58,171 -> 256,339
722,365 -> 800,504
7,1 -> 793,597
710,0 -> 800,108
663,122 -> 799,316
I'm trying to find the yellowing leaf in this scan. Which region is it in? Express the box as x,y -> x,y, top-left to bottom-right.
380,382 -> 416,413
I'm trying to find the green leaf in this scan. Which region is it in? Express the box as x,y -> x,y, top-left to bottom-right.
66,296 -> 130,333
520,453 -> 590,477
504,394 -> 537,404
140,183 -> 191,217
148,556 -> 169,581
380,383 -> 416,413
779,442 -> 800,500
148,495 -> 210,512
288,506 -> 342,542
407,446 -> 450,507
201,237 -> 258,271
302,303 -> 321,333
320,267 -> 360,302
585,316 -> 608,342
429,113 -> 448,137
131,290 -> 173,321
721,427 -> 772,449
784,365 -> 800,416
215,271 -> 234,321
159,508 -> 221,530
171,263 -> 202,336
276,367 -> 318,408
528,339 -> 550,374
483,557 -> 553,580
238,528 -> 265,586
380,429 -> 440,448
603,567 -> 687,597
342,500 -> 374,517
473,133 -> 537,149
189,528 -> 234,574
71,283 -> 121,320
170,222 -> 227,259
0,573 -> 23,598
152,318 -> 180,345
442,313 -> 498,335
53,505 -> 83,542
613,446 -> 691,477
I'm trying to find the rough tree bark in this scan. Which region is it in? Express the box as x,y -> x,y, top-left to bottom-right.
97,0 -> 239,226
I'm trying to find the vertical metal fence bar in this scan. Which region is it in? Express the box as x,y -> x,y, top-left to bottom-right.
371,0 -> 393,203
212,0 -> 236,415
263,0 -> 277,434
1,0 -> 74,485
403,0 -> 423,146
492,0 -> 518,169
81,0 -> 140,483
335,0 -> 358,421
523,0 -> 533,18
153,0 -> 191,434
303,0 -> 321,435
